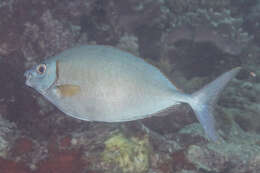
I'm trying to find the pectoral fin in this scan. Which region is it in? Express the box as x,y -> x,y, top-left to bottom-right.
56,85 -> 81,97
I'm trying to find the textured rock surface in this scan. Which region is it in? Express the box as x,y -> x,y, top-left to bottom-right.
0,0 -> 260,172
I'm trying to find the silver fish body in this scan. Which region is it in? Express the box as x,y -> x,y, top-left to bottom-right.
25,45 -> 241,141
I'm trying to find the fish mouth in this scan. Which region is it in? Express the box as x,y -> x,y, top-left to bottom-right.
24,70 -> 32,87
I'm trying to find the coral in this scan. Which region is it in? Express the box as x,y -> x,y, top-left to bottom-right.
171,149 -> 196,172
12,137 -> 33,155
141,104 -> 196,135
117,33 -> 139,56
36,150 -> 84,173
186,145 -> 228,172
22,9 -> 83,68
0,116 -> 16,158
166,0 -> 231,14
179,124 -> 207,139
102,133 -> 150,173
218,71 -> 260,133
250,154 -> 260,173
59,136 -> 72,148
244,0 -> 260,45
177,117 -> 260,172
166,8 -> 252,56
0,0 -> 260,173
0,157 -> 32,173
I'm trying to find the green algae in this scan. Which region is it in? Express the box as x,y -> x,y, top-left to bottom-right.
102,133 -> 150,173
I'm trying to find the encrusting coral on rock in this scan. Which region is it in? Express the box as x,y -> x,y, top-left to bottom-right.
0,0 -> 260,172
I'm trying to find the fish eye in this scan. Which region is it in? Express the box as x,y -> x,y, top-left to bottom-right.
36,64 -> 47,75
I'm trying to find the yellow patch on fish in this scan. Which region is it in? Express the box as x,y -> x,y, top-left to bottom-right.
56,85 -> 81,97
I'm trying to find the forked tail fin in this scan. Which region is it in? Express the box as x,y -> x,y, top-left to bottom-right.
189,67 -> 241,141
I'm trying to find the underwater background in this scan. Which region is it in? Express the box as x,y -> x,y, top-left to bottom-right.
0,0 -> 260,173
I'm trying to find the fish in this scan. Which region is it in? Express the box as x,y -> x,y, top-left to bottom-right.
24,45 -> 241,142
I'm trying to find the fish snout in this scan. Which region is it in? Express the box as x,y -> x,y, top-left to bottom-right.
24,70 -> 32,87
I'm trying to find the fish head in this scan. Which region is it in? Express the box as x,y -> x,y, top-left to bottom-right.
24,59 -> 57,94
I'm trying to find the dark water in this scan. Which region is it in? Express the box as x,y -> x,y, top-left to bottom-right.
0,0 -> 260,173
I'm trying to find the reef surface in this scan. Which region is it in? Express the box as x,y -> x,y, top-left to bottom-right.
0,0 -> 260,173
